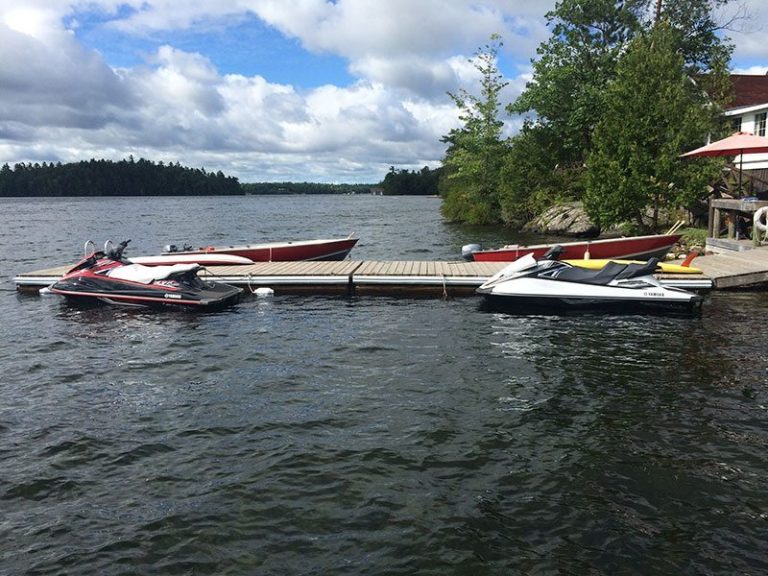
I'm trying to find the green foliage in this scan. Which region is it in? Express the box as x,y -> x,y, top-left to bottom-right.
494,0 -> 737,231
584,22 -> 727,230
681,226 -> 708,246
497,125 -> 586,226
440,35 -> 509,224
0,158 -> 241,197
381,166 -> 441,195
511,0 -> 645,165
656,0 -> 735,74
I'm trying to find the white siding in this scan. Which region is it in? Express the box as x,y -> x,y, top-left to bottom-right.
724,103 -> 768,169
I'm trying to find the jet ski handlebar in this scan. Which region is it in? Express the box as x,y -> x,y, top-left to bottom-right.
106,239 -> 131,261
543,245 -> 564,260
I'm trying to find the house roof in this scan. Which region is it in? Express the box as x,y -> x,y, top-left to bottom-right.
729,75 -> 768,109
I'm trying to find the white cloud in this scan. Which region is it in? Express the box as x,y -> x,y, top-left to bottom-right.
732,66 -> 768,75
0,18 -> 131,130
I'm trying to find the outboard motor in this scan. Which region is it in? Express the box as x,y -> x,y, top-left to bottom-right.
164,244 -> 179,253
461,243 -> 482,261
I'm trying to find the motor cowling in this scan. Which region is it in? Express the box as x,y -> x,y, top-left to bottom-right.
461,243 -> 481,260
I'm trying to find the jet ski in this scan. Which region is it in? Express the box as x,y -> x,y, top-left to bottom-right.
49,240 -> 242,309
476,246 -> 703,313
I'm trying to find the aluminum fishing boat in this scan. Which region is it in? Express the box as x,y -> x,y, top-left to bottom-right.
463,233 -> 682,262
163,235 -> 358,262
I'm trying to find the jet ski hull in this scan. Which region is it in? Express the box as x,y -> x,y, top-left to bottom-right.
480,291 -> 703,314
476,251 -> 703,314
51,274 -> 242,309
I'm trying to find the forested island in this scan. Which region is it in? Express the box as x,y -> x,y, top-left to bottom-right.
381,167 -> 441,196
0,158 -> 241,197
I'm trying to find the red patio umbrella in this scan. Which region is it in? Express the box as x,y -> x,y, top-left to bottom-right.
680,131 -> 768,194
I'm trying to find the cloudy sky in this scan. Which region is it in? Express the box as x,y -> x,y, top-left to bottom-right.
1,1 -> 766,183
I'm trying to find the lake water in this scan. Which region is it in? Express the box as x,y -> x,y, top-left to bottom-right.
1,195 -> 767,575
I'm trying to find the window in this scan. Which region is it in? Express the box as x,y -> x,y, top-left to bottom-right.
730,116 -> 742,132
755,112 -> 766,137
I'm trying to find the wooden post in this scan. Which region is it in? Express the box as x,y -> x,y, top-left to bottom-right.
711,207 -> 721,239
727,210 -> 735,239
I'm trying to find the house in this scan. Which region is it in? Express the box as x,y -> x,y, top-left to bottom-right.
723,74 -> 768,175
706,75 -> 768,249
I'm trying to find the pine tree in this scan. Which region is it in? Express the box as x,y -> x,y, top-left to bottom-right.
584,22 -> 727,230
439,35 -> 509,224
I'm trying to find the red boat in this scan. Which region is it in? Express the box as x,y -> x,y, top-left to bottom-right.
163,236 -> 359,262
465,233 -> 682,262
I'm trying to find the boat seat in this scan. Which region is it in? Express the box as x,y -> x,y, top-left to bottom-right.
106,263 -> 200,284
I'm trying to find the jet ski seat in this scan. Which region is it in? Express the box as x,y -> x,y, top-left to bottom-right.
550,257 -> 659,286
106,263 -> 200,284
550,261 -> 628,285
614,258 -> 659,280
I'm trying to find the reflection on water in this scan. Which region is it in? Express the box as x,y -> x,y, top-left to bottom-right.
1,196 -> 768,575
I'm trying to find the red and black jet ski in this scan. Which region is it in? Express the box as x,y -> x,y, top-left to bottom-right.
50,240 -> 242,309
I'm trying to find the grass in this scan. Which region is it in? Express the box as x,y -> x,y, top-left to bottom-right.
680,227 -> 707,247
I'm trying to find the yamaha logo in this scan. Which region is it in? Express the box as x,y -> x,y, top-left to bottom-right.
164,293 -> 182,299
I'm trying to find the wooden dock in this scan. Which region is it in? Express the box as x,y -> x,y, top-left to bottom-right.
679,244 -> 768,288
15,245 -> 768,297
197,260 -> 503,296
13,258 -> 714,298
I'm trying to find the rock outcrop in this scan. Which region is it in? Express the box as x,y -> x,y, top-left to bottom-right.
525,202 -> 600,238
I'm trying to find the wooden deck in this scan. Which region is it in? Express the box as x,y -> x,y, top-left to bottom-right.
677,245 -> 768,288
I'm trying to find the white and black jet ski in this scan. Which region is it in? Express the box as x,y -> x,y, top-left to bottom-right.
476,246 -> 703,313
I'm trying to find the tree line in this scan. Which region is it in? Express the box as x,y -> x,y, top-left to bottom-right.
0,158 -> 242,197
438,0 -> 736,233
0,157 -> 439,197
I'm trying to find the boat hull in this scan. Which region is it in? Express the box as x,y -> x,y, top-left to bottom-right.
470,234 -> 682,262
164,238 -> 358,262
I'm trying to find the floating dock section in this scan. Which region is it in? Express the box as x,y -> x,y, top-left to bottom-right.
13,259 -> 714,297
